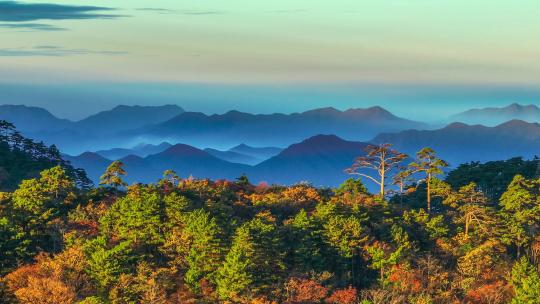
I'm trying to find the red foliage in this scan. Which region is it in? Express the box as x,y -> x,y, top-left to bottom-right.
388,265 -> 422,293
465,281 -> 512,304
285,278 -> 328,303
325,286 -> 358,304
255,181 -> 270,193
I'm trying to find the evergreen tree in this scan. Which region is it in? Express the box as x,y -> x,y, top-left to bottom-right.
183,209 -> 226,292
409,147 -> 449,212
99,161 -> 127,189
499,175 -> 540,257
346,143 -> 408,196
216,212 -> 285,300
100,184 -> 163,248
511,257 -> 540,303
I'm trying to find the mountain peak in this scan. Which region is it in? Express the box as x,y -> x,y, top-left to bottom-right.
232,143 -> 251,150
280,134 -> 366,157
111,104 -> 184,111
452,103 -> 540,126
159,144 -> 208,157
302,107 -> 341,115
496,119 -> 539,128
343,106 -> 395,118
445,122 -> 472,129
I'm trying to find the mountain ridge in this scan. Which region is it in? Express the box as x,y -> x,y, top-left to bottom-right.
451,103 -> 540,125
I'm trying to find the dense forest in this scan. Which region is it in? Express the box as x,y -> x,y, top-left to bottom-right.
0,123 -> 539,304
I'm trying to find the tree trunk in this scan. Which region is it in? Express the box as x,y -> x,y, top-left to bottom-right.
465,214 -> 470,238
427,174 -> 431,213
380,169 -> 385,196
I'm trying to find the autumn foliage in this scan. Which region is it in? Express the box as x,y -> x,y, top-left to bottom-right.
0,152 -> 539,303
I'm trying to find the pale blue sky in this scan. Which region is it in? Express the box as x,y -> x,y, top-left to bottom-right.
1,0 -> 540,119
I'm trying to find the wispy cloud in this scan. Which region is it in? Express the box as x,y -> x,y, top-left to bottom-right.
178,9 -> 223,15
136,8 -> 176,14
0,1 -> 123,22
0,22 -> 65,31
272,9 -> 307,14
136,7 -> 222,16
0,45 -> 128,57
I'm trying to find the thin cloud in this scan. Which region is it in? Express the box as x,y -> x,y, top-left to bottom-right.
178,9 -> 223,15
0,1 -> 123,22
136,8 -> 176,14
273,9 -> 307,14
0,22 -> 66,31
135,7 -> 222,15
0,46 -> 128,57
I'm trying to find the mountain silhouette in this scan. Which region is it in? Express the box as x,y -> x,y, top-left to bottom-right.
373,120 -> 540,165
451,103 -> 540,125
131,106 -> 427,148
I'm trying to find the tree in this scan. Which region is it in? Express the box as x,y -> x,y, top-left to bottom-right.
83,236 -> 133,291
499,175 -> 540,257
367,225 -> 412,282
392,168 -> 413,197
511,257 -> 540,303
100,185 -> 163,247
99,161 -> 127,189
346,143 -> 408,196
183,209 -> 226,292
216,212 -> 285,300
287,209 -> 327,273
336,178 -> 368,196
409,148 -> 448,212
159,169 -> 180,192
443,182 -> 495,240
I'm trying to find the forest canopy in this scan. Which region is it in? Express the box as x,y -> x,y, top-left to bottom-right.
0,128 -> 539,304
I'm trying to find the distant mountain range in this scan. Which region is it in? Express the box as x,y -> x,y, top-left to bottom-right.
95,142 -> 173,160
373,120 -> 540,166
93,142 -> 282,166
0,104 -> 185,154
64,116 -> 540,188
0,104 -> 426,154
0,105 -> 72,133
65,135 -> 370,187
5,102 -> 540,187
124,106 -> 428,149
451,103 -> 540,126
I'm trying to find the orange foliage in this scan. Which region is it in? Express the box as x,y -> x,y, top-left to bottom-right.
14,276 -> 76,304
285,277 -> 328,303
281,186 -> 321,205
67,220 -> 99,238
465,281 -> 512,304
325,286 -> 358,304
5,247 -> 92,303
388,265 -> 422,294
246,185 -> 320,208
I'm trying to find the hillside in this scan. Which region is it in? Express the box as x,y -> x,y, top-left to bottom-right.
372,120 -> 540,165
253,135 -> 370,186
0,104 -> 71,133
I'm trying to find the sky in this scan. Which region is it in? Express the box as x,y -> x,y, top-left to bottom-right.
1,0 -> 540,120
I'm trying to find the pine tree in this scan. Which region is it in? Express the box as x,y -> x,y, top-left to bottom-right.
511,257 -> 540,303
346,143 -> 408,196
100,185 -> 163,247
499,175 -> 540,257
409,147 -> 448,212
216,212 -> 284,300
99,161 -> 127,189
183,209 -> 225,292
